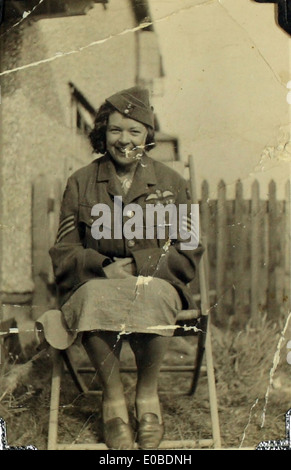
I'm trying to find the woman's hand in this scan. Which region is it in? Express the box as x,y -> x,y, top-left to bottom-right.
103,257 -> 137,279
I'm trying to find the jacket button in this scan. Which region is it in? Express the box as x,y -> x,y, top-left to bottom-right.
126,210 -> 134,218
127,240 -> 135,248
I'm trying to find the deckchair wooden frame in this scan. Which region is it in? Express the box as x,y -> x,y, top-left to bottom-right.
47,155 -> 222,450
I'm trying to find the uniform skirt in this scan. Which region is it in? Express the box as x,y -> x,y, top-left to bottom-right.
36,276 -> 183,350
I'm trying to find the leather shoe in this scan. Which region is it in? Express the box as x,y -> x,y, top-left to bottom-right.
103,417 -> 134,450
137,413 -> 164,449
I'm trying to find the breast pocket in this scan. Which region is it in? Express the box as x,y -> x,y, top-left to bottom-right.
78,204 -> 95,247
79,202 -> 115,249
143,202 -> 177,247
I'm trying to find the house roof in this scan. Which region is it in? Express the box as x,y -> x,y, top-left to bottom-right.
4,1 -> 107,20
3,0 -> 153,29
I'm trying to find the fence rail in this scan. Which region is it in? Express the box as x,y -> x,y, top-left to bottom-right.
31,176 -> 291,322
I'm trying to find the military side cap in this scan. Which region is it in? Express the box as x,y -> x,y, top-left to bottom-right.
106,86 -> 155,129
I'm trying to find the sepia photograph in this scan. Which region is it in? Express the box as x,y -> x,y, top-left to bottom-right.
0,0 -> 291,453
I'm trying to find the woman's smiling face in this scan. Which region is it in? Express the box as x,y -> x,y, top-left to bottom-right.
106,111 -> 148,169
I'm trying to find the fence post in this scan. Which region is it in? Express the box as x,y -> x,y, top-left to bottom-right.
32,175 -> 62,319
48,179 -> 62,284
32,175 -> 51,320
233,180 -> 245,318
267,180 -> 277,318
250,180 -> 260,322
200,180 -> 210,237
215,180 -> 227,322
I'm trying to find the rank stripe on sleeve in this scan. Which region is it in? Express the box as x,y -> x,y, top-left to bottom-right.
58,214 -> 75,231
56,220 -> 75,243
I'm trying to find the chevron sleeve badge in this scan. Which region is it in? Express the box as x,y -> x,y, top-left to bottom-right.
56,214 -> 76,243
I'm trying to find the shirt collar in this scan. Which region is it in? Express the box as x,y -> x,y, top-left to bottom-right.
97,152 -> 157,203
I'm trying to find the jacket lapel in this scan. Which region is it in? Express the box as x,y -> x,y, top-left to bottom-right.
97,154 -> 123,197
123,154 -> 157,204
97,153 -> 157,203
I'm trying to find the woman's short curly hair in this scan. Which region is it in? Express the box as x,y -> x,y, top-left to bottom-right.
89,101 -> 156,155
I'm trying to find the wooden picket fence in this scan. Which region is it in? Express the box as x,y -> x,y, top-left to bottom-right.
31,175 -> 291,323
200,179 -> 290,324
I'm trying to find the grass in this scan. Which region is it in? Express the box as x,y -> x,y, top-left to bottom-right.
0,312 -> 290,450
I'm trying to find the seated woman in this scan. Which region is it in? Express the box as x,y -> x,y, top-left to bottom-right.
38,86 -> 203,450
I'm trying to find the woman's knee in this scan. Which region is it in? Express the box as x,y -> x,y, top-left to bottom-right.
82,330 -> 123,360
82,329 -> 120,344
129,333 -> 170,364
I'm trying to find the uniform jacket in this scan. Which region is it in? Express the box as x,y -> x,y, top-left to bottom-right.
49,153 -> 204,309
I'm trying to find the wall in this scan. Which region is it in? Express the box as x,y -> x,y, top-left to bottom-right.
0,0 -> 147,303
